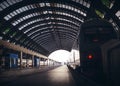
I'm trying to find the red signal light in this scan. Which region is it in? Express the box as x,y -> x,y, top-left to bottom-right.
88,54 -> 93,59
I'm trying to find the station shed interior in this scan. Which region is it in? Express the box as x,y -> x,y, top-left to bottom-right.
0,0 -> 120,86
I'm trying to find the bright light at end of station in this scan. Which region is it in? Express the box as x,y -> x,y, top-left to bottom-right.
48,50 -> 71,63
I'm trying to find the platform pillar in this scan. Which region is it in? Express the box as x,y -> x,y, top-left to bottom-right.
20,51 -> 23,69
32,55 -> 34,67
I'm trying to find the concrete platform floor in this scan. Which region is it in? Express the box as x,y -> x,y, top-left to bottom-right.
1,65 -> 77,86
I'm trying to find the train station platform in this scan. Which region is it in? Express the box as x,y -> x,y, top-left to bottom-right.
0,65 -> 105,86
0,65 -> 76,86
0,65 -> 60,85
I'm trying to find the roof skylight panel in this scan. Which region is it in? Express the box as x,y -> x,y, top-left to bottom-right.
109,18 -> 119,31
34,35 -> 51,42
40,3 -> 45,7
115,10 -> 120,20
21,7 -> 26,11
7,0 -> 12,5
86,2 -> 90,8
43,11 -> 48,14
28,29 -> 41,36
57,22 -> 72,28
0,0 -> 22,11
56,3 -> 59,7
25,6 -> 29,10
32,4 -> 37,8
12,13 -> 39,26
56,18 -> 78,26
41,30 -> 50,34
56,4 -> 86,17
10,12 -> 15,17
27,5 -> 31,9
3,1 -> 9,7
0,3 -> 6,9
9,6 -> 28,17
19,7 -> 24,12
73,0 -> 91,8
62,4 -> 66,9
59,3 -> 62,8
13,11 -> 17,15
65,5 -> 69,9
3,16 -> 8,20
19,19 -> 43,31
46,3 -> 50,7
8,14 -> 12,19
30,5 -> 34,9
16,9 -> 20,14
83,1 -> 87,7
68,5 -> 72,10
28,26 -> 49,37
31,33 -> 40,39
25,23 -> 46,34
4,2 -> 86,21
11,0 -> 16,4
11,11 -> 82,23
0,6 -> 3,11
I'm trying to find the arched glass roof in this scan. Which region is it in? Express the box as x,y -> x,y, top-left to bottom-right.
0,0 -> 120,56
